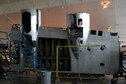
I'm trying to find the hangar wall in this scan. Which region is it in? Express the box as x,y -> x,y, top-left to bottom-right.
0,0 -> 126,43
0,2 -> 116,32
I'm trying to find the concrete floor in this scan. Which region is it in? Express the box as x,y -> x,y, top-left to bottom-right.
0,72 -> 126,84
55,78 -> 126,84
0,78 -> 37,84
0,78 -> 126,84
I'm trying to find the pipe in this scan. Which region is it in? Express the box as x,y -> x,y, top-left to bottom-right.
56,46 -> 60,82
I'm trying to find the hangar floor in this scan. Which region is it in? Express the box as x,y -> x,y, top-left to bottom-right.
0,77 -> 126,84
0,71 -> 126,84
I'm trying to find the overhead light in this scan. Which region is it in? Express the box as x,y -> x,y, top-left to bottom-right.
107,26 -> 112,31
100,0 -> 111,8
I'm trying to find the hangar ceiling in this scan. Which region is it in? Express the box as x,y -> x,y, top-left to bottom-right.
0,0 -> 20,4
0,0 -> 102,14
1,0 -> 126,41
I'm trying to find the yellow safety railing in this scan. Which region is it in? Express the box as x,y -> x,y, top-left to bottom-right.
56,44 -> 106,82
